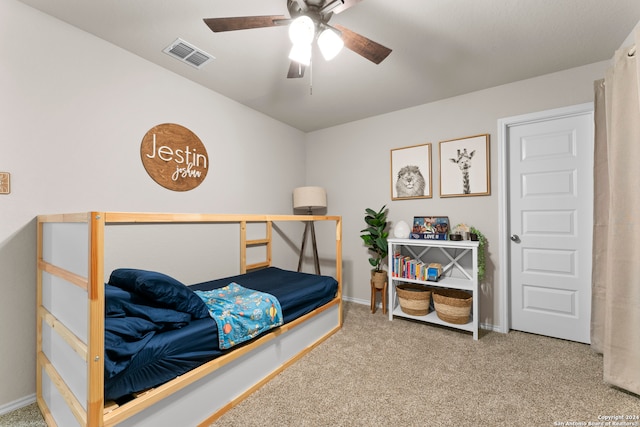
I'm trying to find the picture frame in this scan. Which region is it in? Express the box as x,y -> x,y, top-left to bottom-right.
411,216 -> 450,240
439,134 -> 490,197
0,172 -> 10,195
390,143 -> 432,200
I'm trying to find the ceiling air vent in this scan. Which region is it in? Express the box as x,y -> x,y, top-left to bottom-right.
163,38 -> 214,69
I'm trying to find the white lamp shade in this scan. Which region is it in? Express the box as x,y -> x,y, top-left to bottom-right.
288,16 -> 315,45
288,43 -> 312,66
318,28 -> 344,61
293,186 -> 327,210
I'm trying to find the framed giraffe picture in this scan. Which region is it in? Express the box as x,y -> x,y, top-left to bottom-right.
439,134 -> 490,197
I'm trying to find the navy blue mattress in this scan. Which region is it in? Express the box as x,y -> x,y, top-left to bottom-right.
104,267 -> 338,401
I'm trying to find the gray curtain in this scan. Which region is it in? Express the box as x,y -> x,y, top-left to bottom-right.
592,28 -> 640,395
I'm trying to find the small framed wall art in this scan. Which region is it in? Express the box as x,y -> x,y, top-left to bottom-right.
439,134 -> 490,197
0,172 -> 10,194
390,143 -> 432,200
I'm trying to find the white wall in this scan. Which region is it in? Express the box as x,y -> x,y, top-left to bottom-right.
620,20 -> 640,49
0,0 -> 306,408
305,60 -> 609,330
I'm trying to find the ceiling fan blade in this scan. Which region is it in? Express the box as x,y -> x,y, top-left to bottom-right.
203,16 -> 287,32
330,0 -> 364,14
334,24 -> 392,64
287,61 -> 306,78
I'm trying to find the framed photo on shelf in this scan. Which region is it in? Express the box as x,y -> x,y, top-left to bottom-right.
410,216 -> 450,240
390,143 -> 432,200
439,134 -> 490,197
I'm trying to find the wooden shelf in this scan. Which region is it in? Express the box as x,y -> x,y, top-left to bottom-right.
390,305 -> 475,334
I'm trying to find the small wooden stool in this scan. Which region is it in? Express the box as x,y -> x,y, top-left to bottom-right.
370,279 -> 388,314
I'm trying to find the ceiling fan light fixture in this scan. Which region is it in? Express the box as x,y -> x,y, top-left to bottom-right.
288,15 -> 315,45
289,43 -> 312,66
318,28 -> 344,61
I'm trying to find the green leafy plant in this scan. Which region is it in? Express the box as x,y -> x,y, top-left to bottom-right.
453,224 -> 488,282
360,206 -> 389,272
470,226 -> 487,282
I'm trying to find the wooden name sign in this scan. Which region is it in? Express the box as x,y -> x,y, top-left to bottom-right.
140,123 -> 209,191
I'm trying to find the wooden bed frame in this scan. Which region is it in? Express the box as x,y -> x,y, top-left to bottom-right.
36,212 -> 342,427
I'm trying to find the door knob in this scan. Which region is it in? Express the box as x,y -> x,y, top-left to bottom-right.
510,234 -> 521,243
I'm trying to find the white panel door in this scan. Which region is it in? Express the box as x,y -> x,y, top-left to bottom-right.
509,110 -> 593,343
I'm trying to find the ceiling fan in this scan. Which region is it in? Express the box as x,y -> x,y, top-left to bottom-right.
203,0 -> 392,78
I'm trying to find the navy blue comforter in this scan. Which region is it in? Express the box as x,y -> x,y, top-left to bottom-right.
104,267 -> 337,401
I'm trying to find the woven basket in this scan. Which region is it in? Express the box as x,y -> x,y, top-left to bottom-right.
433,289 -> 472,324
396,283 -> 431,316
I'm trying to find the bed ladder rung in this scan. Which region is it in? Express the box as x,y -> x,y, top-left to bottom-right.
240,220 -> 272,273
246,261 -> 270,271
246,238 -> 269,246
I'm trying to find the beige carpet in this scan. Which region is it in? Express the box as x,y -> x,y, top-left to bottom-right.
3,302 -> 639,426
213,302 -> 640,426
0,403 -> 45,427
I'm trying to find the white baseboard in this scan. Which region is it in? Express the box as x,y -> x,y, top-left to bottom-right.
342,296 -> 369,306
479,322 -> 504,333
0,394 -> 36,416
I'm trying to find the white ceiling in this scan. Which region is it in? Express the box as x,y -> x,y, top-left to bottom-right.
17,0 -> 640,132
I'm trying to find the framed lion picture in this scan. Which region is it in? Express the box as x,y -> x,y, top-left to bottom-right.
390,143 -> 432,200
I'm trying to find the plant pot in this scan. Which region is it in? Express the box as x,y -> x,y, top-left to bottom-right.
371,270 -> 387,289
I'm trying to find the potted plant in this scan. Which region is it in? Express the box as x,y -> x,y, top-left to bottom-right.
360,206 -> 390,289
469,226 -> 487,283
453,223 -> 487,282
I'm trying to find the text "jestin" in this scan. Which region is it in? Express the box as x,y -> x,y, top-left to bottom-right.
146,134 -> 208,181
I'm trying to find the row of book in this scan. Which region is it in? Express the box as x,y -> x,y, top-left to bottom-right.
391,251 -> 440,281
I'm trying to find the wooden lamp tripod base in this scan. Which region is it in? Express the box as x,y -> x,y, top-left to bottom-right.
297,209 -> 321,275
293,186 -> 326,275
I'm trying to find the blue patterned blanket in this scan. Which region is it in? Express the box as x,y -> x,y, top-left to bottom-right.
195,282 -> 283,350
